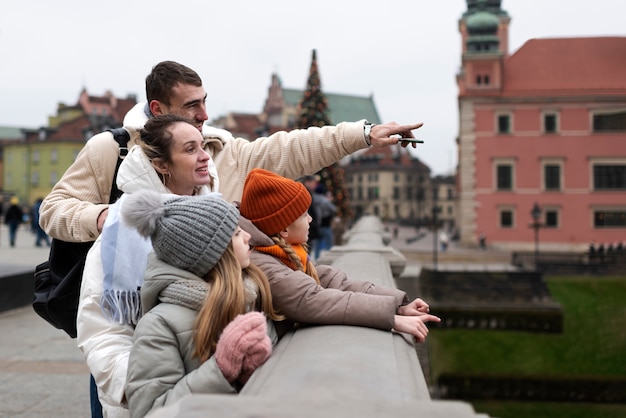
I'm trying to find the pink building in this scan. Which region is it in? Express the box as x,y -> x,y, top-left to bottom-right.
456,0 -> 626,251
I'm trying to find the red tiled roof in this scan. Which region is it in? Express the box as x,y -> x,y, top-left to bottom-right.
503,37 -> 626,96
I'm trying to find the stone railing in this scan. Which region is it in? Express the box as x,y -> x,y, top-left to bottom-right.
148,216 -> 488,418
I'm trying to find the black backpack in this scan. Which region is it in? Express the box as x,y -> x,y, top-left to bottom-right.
32,128 -> 130,338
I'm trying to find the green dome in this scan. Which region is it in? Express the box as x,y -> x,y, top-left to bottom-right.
466,10 -> 499,34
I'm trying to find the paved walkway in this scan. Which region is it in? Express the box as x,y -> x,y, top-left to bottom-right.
0,224 -> 90,418
0,222 -> 514,418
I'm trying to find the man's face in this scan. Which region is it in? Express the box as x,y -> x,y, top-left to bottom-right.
153,83 -> 208,131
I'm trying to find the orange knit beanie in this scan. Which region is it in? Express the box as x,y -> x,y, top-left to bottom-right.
240,168 -> 312,236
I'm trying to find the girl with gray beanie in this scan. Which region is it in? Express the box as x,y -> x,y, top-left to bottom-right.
121,190 -> 282,418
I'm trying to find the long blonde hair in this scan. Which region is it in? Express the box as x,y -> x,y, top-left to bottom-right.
193,243 -> 282,362
270,235 -> 320,285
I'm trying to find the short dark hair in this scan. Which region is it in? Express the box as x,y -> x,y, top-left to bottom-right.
145,61 -> 203,106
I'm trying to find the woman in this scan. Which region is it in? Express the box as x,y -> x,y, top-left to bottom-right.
121,191 -> 281,418
77,114 -> 218,418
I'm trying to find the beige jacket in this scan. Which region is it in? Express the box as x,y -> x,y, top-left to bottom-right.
245,221 -> 409,337
40,103 -> 368,242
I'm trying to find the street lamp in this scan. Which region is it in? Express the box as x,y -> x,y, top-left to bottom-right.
530,202 -> 543,269
432,205 -> 442,271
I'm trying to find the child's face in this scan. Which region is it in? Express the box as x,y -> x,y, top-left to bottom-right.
232,226 -> 251,268
283,211 -> 312,245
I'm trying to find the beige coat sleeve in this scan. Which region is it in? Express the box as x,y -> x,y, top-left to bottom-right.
213,121 -> 367,202
39,131 -> 127,242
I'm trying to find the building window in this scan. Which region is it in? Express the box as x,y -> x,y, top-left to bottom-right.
496,164 -> 513,190
593,110 -> 626,132
544,113 -> 558,133
497,114 -> 511,134
31,171 -> 40,186
51,149 -> 58,164
544,164 -> 561,191
593,164 -> 626,190
545,209 -> 559,228
594,210 -> 626,228
406,186 -> 413,200
33,150 -> 40,165
368,187 -> 379,199
393,187 -> 400,199
500,209 -> 513,228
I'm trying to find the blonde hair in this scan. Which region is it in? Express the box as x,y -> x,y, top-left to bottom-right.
270,235 -> 320,285
193,243 -> 282,362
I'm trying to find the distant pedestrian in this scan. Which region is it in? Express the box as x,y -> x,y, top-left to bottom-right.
331,216 -> 345,246
588,241 -> 597,262
31,198 -> 50,247
598,243 -> 606,263
479,232 -> 487,250
439,231 -> 449,252
4,197 -> 24,247
314,191 -> 337,259
0,202 -> 3,246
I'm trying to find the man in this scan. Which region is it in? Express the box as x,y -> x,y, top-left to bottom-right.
40,60 -> 423,242
39,60 -> 423,417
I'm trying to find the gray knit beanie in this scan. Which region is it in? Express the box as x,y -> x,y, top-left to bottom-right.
121,190 -> 239,278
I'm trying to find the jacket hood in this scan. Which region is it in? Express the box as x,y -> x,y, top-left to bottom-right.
117,145 -> 168,194
141,253 -> 207,312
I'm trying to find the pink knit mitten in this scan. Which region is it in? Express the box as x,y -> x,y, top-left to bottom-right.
214,312 -> 271,383
239,330 -> 272,384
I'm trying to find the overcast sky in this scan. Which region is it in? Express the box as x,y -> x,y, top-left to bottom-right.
1,0 -> 624,175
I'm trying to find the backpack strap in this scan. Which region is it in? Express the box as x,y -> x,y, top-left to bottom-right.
106,128 -> 131,204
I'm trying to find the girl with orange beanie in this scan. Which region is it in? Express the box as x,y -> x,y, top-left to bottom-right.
239,168 -> 440,342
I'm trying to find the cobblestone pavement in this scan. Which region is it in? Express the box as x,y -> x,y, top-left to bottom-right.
0,224 -> 90,418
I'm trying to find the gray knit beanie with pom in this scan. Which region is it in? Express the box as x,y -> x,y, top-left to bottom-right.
121,190 -> 240,278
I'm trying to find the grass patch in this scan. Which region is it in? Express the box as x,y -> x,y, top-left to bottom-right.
427,275 -> 626,417
428,275 -> 626,379
471,400 -> 626,418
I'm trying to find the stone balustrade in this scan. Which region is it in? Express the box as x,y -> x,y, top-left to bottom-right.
148,216 -> 488,418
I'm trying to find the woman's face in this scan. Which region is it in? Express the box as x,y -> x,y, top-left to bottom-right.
282,211 -> 312,245
158,121 -> 211,195
232,226 -> 252,268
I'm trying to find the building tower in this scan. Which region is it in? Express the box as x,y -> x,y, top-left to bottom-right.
457,0 -> 510,245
